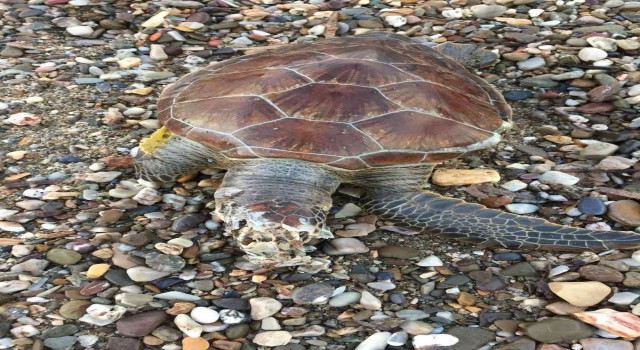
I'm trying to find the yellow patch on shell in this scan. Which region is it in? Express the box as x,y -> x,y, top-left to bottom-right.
139,126 -> 172,154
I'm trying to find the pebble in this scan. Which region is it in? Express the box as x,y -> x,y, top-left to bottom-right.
174,314 -> 203,338
572,310 -> 640,338
517,57 -> 546,71
526,317 -> 593,343
577,197 -> 607,216
116,310 -> 168,337
79,304 -> 126,326
86,263 -> 110,278
250,298 -> 282,320
126,266 -> 171,282
548,282 -> 611,307
579,48 -> 608,62
505,204 -> 539,214
324,238 -> 369,255
360,291 -> 382,310
66,26 -> 93,36
182,337 -> 210,350
412,334 -> 459,347
580,142 -> 619,160
291,283 -> 335,304
355,332 -> 391,350
329,292 -> 361,307
46,248 -> 82,265
253,331 -> 292,347
538,171 -> 580,186
431,169 -> 500,186
607,200 -> 640,227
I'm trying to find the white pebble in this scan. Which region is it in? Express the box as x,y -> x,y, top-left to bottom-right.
505,204 -> 539,214
190,307 -> 219,324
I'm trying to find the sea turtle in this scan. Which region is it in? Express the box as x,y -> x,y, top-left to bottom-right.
133,33 -> 640,265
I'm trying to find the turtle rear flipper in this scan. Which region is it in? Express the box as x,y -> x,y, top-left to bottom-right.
434,42 -> 499,68
361,190 -> 640,251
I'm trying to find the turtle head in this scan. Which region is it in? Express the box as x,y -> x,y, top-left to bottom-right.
214,186 -> 333,266
213,161 -> 340,266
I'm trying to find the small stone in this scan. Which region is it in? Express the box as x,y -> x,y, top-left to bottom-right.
126,267 -> 171,282
360,291 -> 382,310
118,57 -> 142,69
580,142 -> 619,160
416,255 -> 444,266
608,292 -> 640,305
80,304 -> 127,326
545,302 -> 586,316
291,283 -> 335,304
538,171 -> 580,186
334,203 -> 362,218
324,238 -> 369,255
329,292 -> 361,307
0,280 -> 30,293
471,4 -> 507,18
580,338 -> 633,350
377,245 -> 420,259
219,310 -> 247,324
501,180 -> 528,191
517,57 -> 546,71
87,264 -> 110,278
526,317 -> 593,343
400,321 -> 433,335
190,307 -> 219,324
387,331 -> 408,346
607,200 -> 640,227
182,337 -> 210,350
250,298 -> 282,320
43,336 -> 78,350
132,188 -> 162,205
579,47 -> 608,62
59,300 -> 92,319
154,291 -> 201,301
116,310 -> 168,337
577,197 -> 607,216
66,26 -> 93,36
46,248 -> 82,265
174,314 -> 203,338
145,252 -> 185,272
355,332 -> 391,350
432,169 -> 500,186
505,204 -> 539,214
108,337 -> 142,350
150,45 -> 169,61
412,334 -> 459,348
253,331 -> 292,347
548,281 -> 611,307
578,265 -> 624,282
86,171 -> 122,182
572,309 -> 640,338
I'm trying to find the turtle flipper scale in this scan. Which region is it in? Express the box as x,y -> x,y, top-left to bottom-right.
361,190 -> 640,251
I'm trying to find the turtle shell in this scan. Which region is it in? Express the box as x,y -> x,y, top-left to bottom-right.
157,33 -> 511,170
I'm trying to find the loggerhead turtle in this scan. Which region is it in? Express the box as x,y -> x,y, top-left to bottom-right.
133,33 -> 640,265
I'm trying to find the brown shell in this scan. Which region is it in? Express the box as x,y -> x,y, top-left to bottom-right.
158,33 -> 511,170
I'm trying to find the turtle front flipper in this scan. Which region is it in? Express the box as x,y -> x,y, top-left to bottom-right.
133,127 -> 215,183
361,190 -> 640,251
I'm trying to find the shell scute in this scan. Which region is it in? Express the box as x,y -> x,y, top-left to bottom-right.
232,118 -> 381,156
267,83 -> 401,122
294,59 -> 415,86
173,96 -> 285,133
